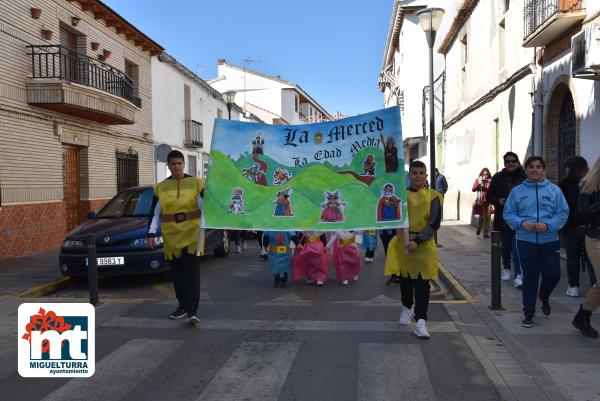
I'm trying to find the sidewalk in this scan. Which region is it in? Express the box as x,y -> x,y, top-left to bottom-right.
0,249 -> 65,296
438,222 -> 599,401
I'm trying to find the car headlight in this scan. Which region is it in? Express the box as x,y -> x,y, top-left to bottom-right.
63,239 -> 85,249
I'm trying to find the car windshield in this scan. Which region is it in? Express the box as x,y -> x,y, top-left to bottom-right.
96,189 -> 154,218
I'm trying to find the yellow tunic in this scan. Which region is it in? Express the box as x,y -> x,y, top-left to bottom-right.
384,188 -> 443,280
154,176 -> 204,260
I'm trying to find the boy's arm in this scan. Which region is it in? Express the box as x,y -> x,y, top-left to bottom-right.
413,196 -> 442,245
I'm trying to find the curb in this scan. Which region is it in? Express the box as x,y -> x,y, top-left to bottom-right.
16,277 -> 73,298
437,263 -> 475,303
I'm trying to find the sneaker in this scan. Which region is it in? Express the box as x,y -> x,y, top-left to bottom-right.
316,281 -> 324,287
236,245 -> 242,253
260,248 -> 268,256
521,316 -> 535,328
566,286 -> 579,297
540,297 -> 551,316
514,274 -> 523,288
572,305 -> 599,338
187,315 -> 200,324
169,306 -> 186,319
353,275 -> 359,282
306,279 -> 313,285
242,240 -> 247,250
386,275 -> 400,286
413,319 -> 430,339
399,306 -> 412,325
502,269 -> 511,281
342,280 -> 349,285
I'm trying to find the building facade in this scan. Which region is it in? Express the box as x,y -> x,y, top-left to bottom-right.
523,0 -> 600,182
379,0 -> 460,171
0,0 -> 162,259
208,60 -> 332,125
438,0 -> 536,221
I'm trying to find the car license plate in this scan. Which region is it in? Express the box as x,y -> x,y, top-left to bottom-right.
96,256 -> 124,266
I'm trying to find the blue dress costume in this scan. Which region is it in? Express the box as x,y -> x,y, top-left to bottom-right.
362,230 -> 379,252
263,231 -> 296,275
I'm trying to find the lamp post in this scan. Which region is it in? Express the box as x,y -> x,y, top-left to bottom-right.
224,90 -> 236,120
416,7 -> 444,190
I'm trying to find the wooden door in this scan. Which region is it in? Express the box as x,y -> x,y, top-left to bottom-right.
62,146 -> 80,232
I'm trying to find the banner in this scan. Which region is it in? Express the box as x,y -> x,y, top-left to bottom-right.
204,106 -> 407,231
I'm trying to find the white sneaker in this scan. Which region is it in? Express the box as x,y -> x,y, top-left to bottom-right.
566,286 -> 579,297
236,245 -> 242,253
353,275 -> 359,282
242,240 -> 247,250
514,274 -> 523,288
342,280 -> 349,285
260,248 -> 268,256
399,306 -> 412,325
413,319 -> 430,339
502,269 -> 511,281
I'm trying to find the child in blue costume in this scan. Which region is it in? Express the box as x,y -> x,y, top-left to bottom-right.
362,230 -> 379,263
262,231 -> 298,288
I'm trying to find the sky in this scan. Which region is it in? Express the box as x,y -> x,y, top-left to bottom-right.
103,0 -> 393,116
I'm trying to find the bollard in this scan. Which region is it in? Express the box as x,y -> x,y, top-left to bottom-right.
86,234 -> 99,306
490,230 -> 503,310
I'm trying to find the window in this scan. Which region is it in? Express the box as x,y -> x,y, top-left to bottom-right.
295,96 -> 298,112
188,155 -> 197,177
116,150 -> 139,192
498,20 -> 506,69
96,188 -> 154,218
125,60 -> 140,104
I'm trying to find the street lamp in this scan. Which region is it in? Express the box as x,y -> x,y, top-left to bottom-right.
416,7 -> 444,190
224,90 -> 236,120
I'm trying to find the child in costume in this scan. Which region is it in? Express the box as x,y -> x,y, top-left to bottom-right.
384,160 -> 443,339
262,231 -> 297,288
292,231 -> 329,286
327,231 -> 362,285
362,230 -> 379,263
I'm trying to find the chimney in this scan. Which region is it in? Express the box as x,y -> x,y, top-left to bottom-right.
218,58 -> 226,65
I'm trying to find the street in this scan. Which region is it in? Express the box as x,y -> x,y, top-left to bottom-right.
0,229 -> 504,401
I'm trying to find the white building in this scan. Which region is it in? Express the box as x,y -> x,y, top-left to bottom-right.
379,0 -> 460,170
522,0 -> 600,182
208,59 -> 332,125
438,0 -> 536,222
152,53 -> 252,180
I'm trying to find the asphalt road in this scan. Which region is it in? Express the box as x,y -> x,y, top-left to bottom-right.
1,243 -> 502,401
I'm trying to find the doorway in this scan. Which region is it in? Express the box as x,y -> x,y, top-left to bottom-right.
62,145 -> 80,232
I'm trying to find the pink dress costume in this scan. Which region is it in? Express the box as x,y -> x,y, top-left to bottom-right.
328,231 -> 362,282
292,231 -> 329,284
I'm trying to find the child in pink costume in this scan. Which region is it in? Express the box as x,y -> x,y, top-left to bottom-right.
327,231 -> 362,285
292,231 -> 329,286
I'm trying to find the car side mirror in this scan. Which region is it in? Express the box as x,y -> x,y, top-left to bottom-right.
87,211 -> 96,220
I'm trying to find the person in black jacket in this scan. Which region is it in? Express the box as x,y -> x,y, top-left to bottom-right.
559,156 -> 595,297
572,157 -> 600,338
486,152 -> 526,286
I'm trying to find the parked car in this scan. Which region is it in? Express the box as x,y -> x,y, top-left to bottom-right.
59,186 -> 229,278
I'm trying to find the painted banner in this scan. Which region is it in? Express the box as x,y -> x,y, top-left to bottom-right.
204,106 -> 407,231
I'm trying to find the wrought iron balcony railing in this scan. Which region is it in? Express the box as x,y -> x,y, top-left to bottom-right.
26,45 -> 141,107
523,0 -> 585,40
184,120 -> 203,147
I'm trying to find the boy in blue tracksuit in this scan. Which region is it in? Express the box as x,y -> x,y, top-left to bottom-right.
503,156 -> 569,328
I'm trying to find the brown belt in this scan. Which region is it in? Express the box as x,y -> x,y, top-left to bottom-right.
269,245 -> 290,253
160,210 -> 201,223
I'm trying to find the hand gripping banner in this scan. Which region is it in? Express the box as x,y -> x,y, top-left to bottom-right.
204,106 -> 407,231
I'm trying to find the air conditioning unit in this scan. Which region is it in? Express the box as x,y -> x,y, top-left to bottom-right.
571,23 -> 600,79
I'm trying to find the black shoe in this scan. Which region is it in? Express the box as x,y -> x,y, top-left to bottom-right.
273,276 -> 281,288
476,228 -> 481,236
187,315 -> 200,324
169,306 -> 186,319
521,316 -> 535,328
540,297 -> 551,316
572,305 -> 599,338
386,275 -> 399,286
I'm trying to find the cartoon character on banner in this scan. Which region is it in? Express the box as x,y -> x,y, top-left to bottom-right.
376,183 -> 402,221
229,187 -> 246,215
380,133 -> 399,173
362,154 -> 376,176
273,168 -> 292,185
320,190 -> 346,222
242,162 -> 267,185
252,134 -> 265,155
274,188 -> 294,216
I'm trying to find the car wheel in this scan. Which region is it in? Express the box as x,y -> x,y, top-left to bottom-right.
214,230 -> 230,257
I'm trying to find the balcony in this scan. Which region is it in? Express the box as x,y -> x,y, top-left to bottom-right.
26,45 -> 140,124
523,0 -> 586,47
184,120 -> 203,148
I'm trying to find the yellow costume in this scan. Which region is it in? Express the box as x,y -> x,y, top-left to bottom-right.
154,176 -> 204,260
384,188 -> 443,280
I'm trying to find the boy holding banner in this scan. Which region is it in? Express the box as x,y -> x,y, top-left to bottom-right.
384,160 -> 443,339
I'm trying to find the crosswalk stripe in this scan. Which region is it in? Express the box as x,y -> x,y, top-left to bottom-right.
102,317 -> 458,333
41,339 -> 183,401
197,341 -> 300,401
358,343 -> 437,401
